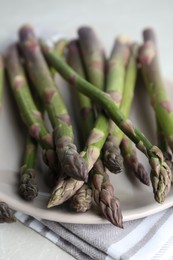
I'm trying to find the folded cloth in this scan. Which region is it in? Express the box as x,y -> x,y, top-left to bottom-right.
15,207 -> 173,260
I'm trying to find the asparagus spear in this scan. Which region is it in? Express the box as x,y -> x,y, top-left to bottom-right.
68,39 -> 123,226
142,28 -> 173,181
139,35 -> 173,151
47,178 -> 84,207
67,40 -> 95,212
91,160 -> 123,227
157,121 -> 173,181
5,43 -> 59,177
0,59 -> 14,223
0,55 -> 4,111
0,202 -> 16,223
70,184 -> 92,213
41,39 -> 172,203
19,25 -> 87,182
67,40 -> 95,142
103,36 -> 131,173
19,135 -> 38,200
120,136 -> 150,186
113,43 -> 149,186
77,27 -> 110,173
78,26 -> 105,90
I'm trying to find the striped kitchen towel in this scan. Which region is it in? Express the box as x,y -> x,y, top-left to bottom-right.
15,207 -> 173,260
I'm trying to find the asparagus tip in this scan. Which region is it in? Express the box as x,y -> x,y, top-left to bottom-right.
47,200 -> 55,208
103,146 -> 123,174
47,178 -> 84,208
100,195 -> 123,228
0,202 -> 16,223
150,158 -> 172,203
135,164 -> 150,186
19,182 -> 38,201
19,24 -> 35,42
19,170 -> 38,201
70,184 -> 92,213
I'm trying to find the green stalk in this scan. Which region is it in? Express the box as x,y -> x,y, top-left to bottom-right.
0,202 -> 16,223
67,40 -> 94,142
142,28 -> 173,182
77,27 -> 109,174
139,35 -> 173,150
157,121 -> 173,181
66,40 -> 94,213
0,55 -> 4,111
78,26 -> 105,90
112,43 -> 149,186
0,57 -> 14,222
116,43 -> 138,142
103,36 -> 131,173
19,25 -> 87,182
41,39 -> 172,203
5,44 -> 59,177
19,134 -> 38,200
80,114 -> 109,171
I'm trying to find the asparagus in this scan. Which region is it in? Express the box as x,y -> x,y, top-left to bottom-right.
120,136 -> 150,186
19,25 -> 87,182
0,55 -> 4,111
112,43 -> 149,186
19,135 -> 38,200
0,202 -> 16,223
78,26 -> 105,90
157,122 -> 173,181
70,184 -> 92,213
68,39 -> 123,225
142,28 -> 173,181
67,40 -> 94,212
91,160 -> 123,227
77,27 -> 110,173
41,39 -> 172,203
67,40 -> 94,142
103,36 -> 131,173
139,37 -> 173,151
5,44 -> 59,177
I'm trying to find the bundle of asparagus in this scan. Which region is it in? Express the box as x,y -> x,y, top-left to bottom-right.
1,24 -> 173,227
41,36 -> 172,203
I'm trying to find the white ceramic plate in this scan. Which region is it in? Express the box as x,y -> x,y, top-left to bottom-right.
0,46 -> 173,224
